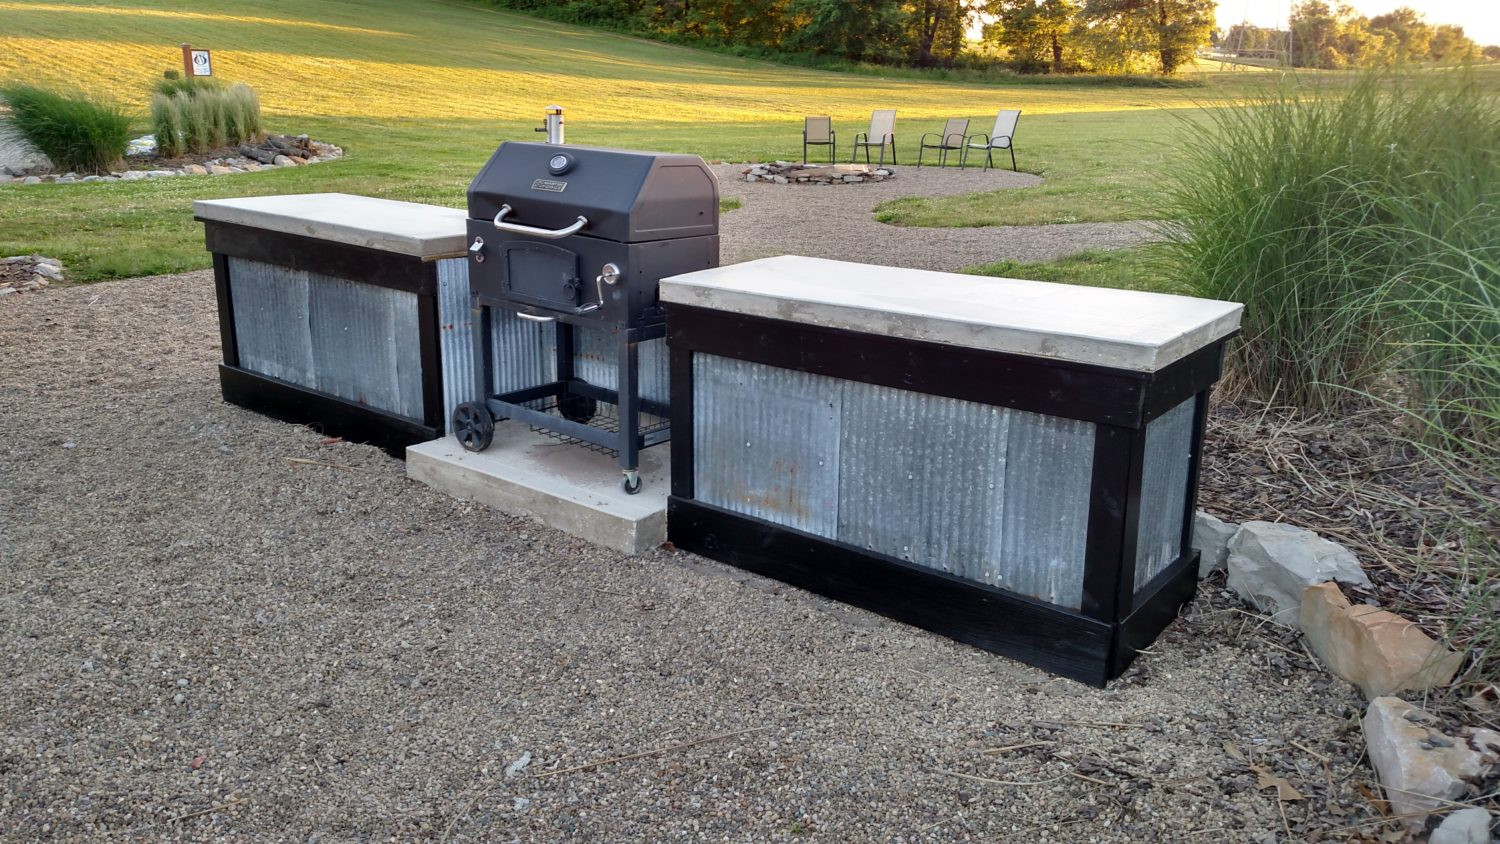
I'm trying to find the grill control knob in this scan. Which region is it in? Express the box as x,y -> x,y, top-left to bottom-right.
599,263 -> 621,285
469,236 -> 485,263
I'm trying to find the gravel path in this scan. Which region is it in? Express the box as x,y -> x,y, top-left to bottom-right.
0,273 -> 1383,841
713,164 -> 1155,270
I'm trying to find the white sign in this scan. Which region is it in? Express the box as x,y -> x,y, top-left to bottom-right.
189,49 -> 212,76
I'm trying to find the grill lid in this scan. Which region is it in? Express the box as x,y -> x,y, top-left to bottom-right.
468,142 -> 718,243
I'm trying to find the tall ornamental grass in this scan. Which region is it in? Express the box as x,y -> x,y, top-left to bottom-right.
1162,68 -> 1500,475
0,83 -> 130,174
148,81 -> 263,157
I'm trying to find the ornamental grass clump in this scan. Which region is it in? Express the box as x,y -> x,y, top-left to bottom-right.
1161,68 -> 1500,476
0,83 -> 130,174
148,80 -> 263,156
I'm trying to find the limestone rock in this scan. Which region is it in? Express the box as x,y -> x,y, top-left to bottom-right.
1226,520 -> 1369,622
22,176 -> 40,185
1363,697 -> 1488,829
183,164 -> 208,175
209,165 -> 233,175
118,171 -> 148,181
272,155 -> 293,167
1300,583 -> 1463,698
1193,511 -> 1236,578
32,262 -> 62,281
1430,807 -> 1494,844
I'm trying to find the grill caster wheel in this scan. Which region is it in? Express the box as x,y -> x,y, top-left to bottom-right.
559,394 -> 597,424
622,472 -> 642,495
452,401 -> 494,453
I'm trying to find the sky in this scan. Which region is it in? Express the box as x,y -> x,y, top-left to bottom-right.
1216,0 -> 1500,45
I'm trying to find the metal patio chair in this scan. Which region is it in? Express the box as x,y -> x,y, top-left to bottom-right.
917,118 -> 970,168
851,109 -> 897,166
961,109 -> 1021,171
802,116 -> 836,164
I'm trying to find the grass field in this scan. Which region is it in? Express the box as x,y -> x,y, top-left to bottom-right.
2,0 -> 1292,280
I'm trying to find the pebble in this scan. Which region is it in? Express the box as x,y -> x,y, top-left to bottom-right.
174,693 -> 186,705
177,678 -> 189,687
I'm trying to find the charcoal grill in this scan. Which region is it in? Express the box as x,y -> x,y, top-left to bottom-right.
451,141 -> 719,493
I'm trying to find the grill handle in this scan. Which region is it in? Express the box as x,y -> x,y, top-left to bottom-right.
492,204 -> 587,239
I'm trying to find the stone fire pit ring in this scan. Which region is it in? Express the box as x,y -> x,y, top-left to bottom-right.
742,161 -> 894,185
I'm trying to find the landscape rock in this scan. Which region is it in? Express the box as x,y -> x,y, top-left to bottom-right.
271,154 -> 293,167
23,176 -> 40,185
1300,583 -> 1464,698
183,164 -> 207,175
209,165 -> 234,175
1226,520 -> 1369,622
1363,697 -> 1489,829
32,263 -> 62,281
1430,808 -> 1494,844
118,171 -> 148,181
1193,510 -> 1236,577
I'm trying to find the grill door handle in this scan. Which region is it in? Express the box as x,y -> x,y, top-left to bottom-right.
492,204 -> 588,239
515,312 -> 557,323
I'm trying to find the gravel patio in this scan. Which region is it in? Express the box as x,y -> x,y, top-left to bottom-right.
0,169 -> 1385,841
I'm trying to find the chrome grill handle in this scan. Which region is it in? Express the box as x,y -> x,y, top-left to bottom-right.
492,204 -> 587,239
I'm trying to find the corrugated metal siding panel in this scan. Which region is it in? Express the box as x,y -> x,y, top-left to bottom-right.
575,329 -> 670,406
691,355 -> 1096,608
437,258 -> 557,427
1134,397 -> 1195,591
228,258 -> 313,386
229,258 -> 422,420
490,309 -> 556,395
437,257 -> 475,425
837,383 -> 1011,585
1000,411 -> 1094,609
694,355 -> 841,535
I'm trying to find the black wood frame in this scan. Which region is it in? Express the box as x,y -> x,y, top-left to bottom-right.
665,303 -> 1231,686
202,220 -> 449,456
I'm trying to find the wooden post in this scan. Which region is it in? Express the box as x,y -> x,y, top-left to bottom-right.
180,43 -> 193,78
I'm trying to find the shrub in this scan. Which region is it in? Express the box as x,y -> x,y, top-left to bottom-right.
148,81 -> 263,155
0,83 -> 131,174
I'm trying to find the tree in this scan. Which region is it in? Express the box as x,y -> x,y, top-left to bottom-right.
1428,24 -> 1477,63
988,0 -> 1080,72
784,0 -> 904,61
1080,0 -> 1215,74
902,0 -> 974,66
1369,7 -> 1432,63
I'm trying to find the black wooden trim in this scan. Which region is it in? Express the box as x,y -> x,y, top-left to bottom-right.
1114,421 -> 1151,618
1113,551 -> 1200,677
219,365 -> 438,458
1079,424 -> 1137,622
668,497 -> 1117,686
211,252 -> 238,368
667,304 -> 1233,428
669,347 -> 695,500
1140,344 -> 1226,425
416,264 -> 444,430
201,221 -> 435,295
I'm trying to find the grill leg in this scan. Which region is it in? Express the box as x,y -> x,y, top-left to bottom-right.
473,303 -> 493,405
617,331 -> 641,488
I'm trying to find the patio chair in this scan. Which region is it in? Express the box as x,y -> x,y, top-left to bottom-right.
803,116 -> 836,164
851,109 -> 897,166
917,118 -> 970,168
961,109 -> 1021,171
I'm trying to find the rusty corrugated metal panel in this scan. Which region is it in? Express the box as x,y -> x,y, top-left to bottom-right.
693,355 -> 841,535
229,258 -> 422,420
1134,397 -> 1195,590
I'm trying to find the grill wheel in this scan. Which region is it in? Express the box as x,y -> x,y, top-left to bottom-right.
452,401 -> 495,452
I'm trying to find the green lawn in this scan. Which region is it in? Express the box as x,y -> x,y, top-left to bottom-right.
1,0 -> 1283,280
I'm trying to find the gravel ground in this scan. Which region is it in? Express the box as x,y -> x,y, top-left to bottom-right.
713,164 -> 1156,270
0,272 -> 1392,841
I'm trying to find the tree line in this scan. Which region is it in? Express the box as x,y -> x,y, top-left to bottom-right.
1222,2 -> 1494,68
485,0 -> 1491,75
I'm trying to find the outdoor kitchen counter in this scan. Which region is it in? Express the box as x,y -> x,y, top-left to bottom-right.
660,255 -> 1242,371
196,193 -> 471,453
193,193 -> 469,260
661,255 -> 1244,686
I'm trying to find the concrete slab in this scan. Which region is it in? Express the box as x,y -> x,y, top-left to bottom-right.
193,193 -> 468,259
662,255 -> 1244,372
406,424 -> 668,555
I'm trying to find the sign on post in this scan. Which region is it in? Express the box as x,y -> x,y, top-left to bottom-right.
180,43 -> 212,77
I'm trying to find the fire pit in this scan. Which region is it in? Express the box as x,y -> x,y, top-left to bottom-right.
742,162 -> 894,185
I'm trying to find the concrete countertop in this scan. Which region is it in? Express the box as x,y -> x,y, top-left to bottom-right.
194,193 -> 469,260
661,255 -> 1243,372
